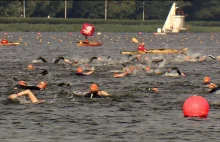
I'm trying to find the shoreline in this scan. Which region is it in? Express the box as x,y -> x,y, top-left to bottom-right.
0,24 -> 220,33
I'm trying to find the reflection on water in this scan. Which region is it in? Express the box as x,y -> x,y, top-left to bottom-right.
0,32 -> 220,141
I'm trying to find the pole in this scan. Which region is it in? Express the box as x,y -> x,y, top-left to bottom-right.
143,1 -> 144,21
23,0 -> 25,18
65,0 -> 67,19
105,0 -> 107,20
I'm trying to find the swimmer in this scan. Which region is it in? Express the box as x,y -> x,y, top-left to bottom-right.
113,66 -> 135,78
73,83 -> 111,98
39,69 -> 49,76
164,67 -> 186,77
203,76 -> 211,84
15,81 -> 47,91
32,56 -> 65,64
207,83 -> 220,94
52,56 -> 65,64
75,67 -> 94,76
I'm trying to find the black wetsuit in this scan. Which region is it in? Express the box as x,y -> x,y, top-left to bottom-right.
88,57 -> 98,64
37,56 -> 64,64
16,84 -> 41,90
170,67 -> 182,76
37,56 -> 48,63
84,92 -> 104,98
76,73 -> 86,76
209,87 -> 220,93
39,69 -> 49,76
53,56 -> 65,64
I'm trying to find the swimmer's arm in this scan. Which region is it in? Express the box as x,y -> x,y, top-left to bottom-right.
64,59 -> 73,64
98,91 -> 112,97
72,91 -> 89,96
83,70 -> 94,76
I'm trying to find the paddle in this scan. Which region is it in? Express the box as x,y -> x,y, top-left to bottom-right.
179,48 -> 188,56
132,38 -> 139,44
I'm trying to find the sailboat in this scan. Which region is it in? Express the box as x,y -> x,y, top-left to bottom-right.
154,2 -> 187,35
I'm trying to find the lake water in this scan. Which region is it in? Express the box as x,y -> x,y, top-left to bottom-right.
0,32 -> 220,142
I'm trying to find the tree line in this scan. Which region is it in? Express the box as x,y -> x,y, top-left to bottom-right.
0,0 -> 219,21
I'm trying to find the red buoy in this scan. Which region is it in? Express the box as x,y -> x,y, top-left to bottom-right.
183,95 -> 209,117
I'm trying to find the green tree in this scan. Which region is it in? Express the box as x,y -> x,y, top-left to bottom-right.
72,1 -> 105,19
0,1 -> 22,17
25,1 -> 37,17
192,0 -> 220,20
108,0 -> 136,19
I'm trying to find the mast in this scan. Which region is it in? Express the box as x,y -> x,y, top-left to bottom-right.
23,0 -> 25,18
65,0 -> 67,19
143,1 -> 144,21
105,0 -> 107,20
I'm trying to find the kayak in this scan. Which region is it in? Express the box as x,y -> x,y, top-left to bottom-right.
0,42 -> 20,46
120,48 -> 188,55
77,42 -> 103,47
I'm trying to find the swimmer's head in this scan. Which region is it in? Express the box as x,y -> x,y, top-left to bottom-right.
77,67 -> 83,73
149,87 -> 159,93
146,66 -> 151,71
27,64 -> 34,70
208,83 -> 217,89
37,81 -> 47,90
90,83 -> 99,93
203,76 -> 211,84
18,81 -> 27,86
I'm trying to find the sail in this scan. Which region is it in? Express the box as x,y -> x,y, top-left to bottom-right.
80,23 -> 95,36
162,2 -> 176,33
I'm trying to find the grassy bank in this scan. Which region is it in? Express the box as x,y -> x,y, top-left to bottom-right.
0,17 -> 220,32
0,23 -> 162,32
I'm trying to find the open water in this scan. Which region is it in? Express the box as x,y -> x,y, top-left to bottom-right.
0,32 -> 220,142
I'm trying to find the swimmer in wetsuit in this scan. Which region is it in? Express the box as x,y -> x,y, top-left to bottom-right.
15,81 -> 47,91
113,66 -> 135,78
32,56 -> 65,64
9,81 -> 47,104
75,67 -> 94,76
165,67 -> 186,76
73,83 -> 111,98
207,83 -> 220,94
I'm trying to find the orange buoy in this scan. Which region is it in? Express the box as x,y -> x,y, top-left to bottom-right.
183,95 -> 209,117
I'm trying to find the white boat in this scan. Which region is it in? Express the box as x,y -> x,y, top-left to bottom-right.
154,2 -> 187,35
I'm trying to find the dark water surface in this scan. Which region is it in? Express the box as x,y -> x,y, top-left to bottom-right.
1,32 -> 220,142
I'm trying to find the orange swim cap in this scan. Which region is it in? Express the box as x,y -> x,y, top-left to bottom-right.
152,88 -> 159,92
77,67 -> 83,73
146,66 -> 151,71
37,81 -> 47,90
208,83 -> 217,89
203,76 -> 210,84
149,87 -> 158,92
90,83 -> 99,93
27,64 -> 34,70
18,81 -> 27,86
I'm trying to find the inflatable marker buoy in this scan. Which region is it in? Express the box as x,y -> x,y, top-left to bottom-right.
183,95 -> 209,118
